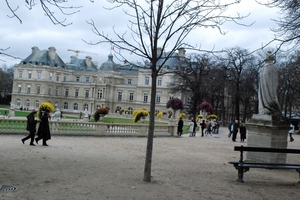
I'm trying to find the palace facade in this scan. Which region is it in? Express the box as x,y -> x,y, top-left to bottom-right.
11,46 -> 188,116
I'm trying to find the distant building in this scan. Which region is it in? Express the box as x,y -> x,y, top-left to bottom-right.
11,46 -> 189,116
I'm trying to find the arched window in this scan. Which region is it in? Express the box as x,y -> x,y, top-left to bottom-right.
26,99 -> 30,108
55,101 -> 59,109
83,103 -> 88,111
35,100 -> 39,108
73,103 -> 78,111
64,102 -> 68,109
128,107 -> 133,115
17,99 -> 21,107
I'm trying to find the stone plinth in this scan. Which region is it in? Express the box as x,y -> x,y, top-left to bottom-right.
246,114 -> 289,163
9,109 -> 15,117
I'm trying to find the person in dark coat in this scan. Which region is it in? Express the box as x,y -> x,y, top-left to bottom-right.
239,122 -> 247,142
21,109 -> 38,146
177,118 -> 184,137
232,120 -> 239,142
192,119 -> 197,137
200,120 -> 206,137
35,109 -> 51,146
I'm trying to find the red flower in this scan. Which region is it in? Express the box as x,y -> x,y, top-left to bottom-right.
166,98 -> 184,110
198,101 -> 213,112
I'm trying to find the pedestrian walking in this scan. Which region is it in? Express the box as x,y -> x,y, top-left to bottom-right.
35,109 -> 51,146
177,118 -> 184,137
188,119 -> 195,137
21,109 -> 38,146
232,120 -> 239,142
228,121 -> 233,138
192,119 -> 197,137
200,120 -> 206,137
239,122 -> 247,142
289,124 -> 295,142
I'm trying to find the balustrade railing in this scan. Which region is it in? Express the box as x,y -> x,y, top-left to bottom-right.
0,119 -> 176,137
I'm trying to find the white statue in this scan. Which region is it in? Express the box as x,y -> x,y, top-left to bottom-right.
52,109 -> 61,121
258,51 -> 281,119
84,108 -> 88,118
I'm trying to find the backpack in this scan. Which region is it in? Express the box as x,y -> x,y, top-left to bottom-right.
203,123 -> 207,128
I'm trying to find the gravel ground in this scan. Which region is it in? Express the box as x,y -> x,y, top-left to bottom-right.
0,127 -> 300,200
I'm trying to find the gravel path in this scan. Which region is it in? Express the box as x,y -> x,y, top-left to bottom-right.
0,127 -> 300,200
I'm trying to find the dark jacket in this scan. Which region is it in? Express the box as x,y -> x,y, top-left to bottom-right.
178,119 -> 183,132
37,112 -> 51,140
240,125 -> 246,134
26,113 -> 38,132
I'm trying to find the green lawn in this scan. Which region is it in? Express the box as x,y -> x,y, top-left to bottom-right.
100,117 -> 167,124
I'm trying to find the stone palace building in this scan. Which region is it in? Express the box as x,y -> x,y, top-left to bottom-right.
11,46 -> 188,116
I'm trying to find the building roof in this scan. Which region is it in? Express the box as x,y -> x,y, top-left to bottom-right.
99,53 -> 121,71
66,56 -> 98,71
156,51 -> 186,70
21,46 -> 67,68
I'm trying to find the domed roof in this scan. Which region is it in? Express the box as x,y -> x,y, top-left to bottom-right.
99,53 -> 120,71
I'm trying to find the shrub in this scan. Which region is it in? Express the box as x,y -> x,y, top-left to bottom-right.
196,114 -> 203,122
166,98 -> 184,110
198,101 -> 213,112
157,111 -> 164,118
37,102 -> 55,119
178,112 -> 186,119
133,109 -> 149,122
94,107 -> 110,122
206,114 -> 218,120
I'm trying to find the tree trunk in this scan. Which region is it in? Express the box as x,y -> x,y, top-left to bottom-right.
143,68 -> 157,182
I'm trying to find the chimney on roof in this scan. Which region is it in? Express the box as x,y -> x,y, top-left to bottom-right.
48,46 -> 56,60
70,56 -> 77,62
178,48 -> 186,61
31,46 -> 39,54
85,56 -> 92,68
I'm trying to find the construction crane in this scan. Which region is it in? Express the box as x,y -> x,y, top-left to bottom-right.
67,49 -> 98,57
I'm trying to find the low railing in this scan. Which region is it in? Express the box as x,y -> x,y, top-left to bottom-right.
0,119 -> 176,137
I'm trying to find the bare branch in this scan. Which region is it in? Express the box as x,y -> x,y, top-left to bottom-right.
5,0 -> 84,26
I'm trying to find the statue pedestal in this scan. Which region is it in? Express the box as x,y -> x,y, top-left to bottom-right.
9,109 -> 15,117
246,114 -> 289,163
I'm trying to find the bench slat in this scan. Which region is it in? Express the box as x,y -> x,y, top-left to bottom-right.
229,146 -> 300,183
239,163 -> 300,169
234,146 -> 300,154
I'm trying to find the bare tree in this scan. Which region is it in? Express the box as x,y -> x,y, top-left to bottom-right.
171,53 -> 211,119
85,0 -> 248,182
0,65 -> 14,104
1,1 -> 86,61
4,0 -> 83,26
258,0 -> 300,51
221,47 -> 255,122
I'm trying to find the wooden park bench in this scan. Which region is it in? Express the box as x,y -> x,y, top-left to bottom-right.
228,145 -> 300,183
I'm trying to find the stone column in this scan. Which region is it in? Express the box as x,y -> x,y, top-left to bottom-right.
246,114 -> 289,163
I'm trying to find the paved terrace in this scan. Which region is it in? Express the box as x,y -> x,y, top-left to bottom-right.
0,127 -> 300,200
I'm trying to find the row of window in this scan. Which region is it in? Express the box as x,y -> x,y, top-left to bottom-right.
17,85 -> 173,103
15,99 -> 136,114
19,71 -> 164,86
19,70 -> 91,82
144,76 -> 162,86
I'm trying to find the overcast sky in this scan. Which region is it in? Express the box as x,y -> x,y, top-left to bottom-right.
0,0 -> 281,68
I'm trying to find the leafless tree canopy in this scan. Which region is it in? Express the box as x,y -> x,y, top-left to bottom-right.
5,0 -> 84,26
258,0 -> 300,51
86,0 -> 248,68
86,0 -> 248,182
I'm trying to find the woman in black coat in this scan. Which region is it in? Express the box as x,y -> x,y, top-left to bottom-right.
35,109 -> 51,146
239,122 -> 247,142
177,118 -> 184,137
21,109 -> 38,146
